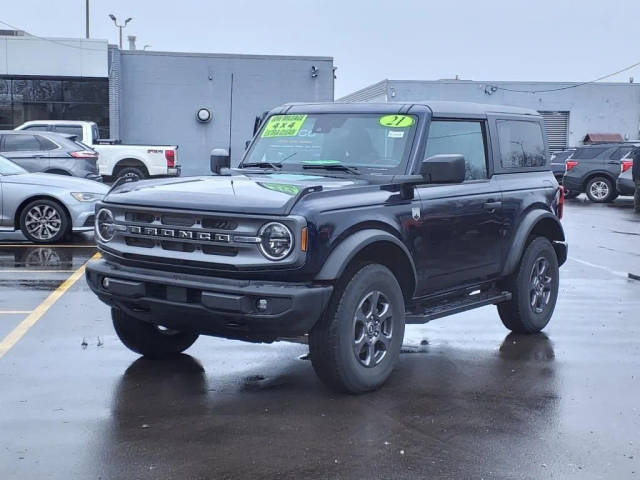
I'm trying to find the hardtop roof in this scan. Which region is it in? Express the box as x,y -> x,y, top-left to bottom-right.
280,100 -> 540,117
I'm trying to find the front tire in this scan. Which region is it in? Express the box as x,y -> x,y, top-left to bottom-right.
585,176 -> 617,203
309,264 -> 405,394
19,199 -> 69,244
498,237 -> 559,334
112,308 -> 199,358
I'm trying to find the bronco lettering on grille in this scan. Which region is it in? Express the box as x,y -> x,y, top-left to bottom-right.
128,225 -> 231,243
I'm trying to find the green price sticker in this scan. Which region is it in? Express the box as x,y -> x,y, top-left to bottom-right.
260,182 -> 300,196
262,115 -> 308,138
379,115 -> 415,128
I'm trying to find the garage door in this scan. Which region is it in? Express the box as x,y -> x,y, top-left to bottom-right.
539,111 -> 569,152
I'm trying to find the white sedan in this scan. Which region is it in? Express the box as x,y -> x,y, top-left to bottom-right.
0,155 -> 107,243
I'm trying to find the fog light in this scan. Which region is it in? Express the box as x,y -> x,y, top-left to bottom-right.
256,298 -> 268,312
102,277 -> 110,289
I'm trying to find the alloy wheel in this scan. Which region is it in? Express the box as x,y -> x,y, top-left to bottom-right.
529,257 -> 552,314
353,290 -> 394,367
24,204 -> 62,241
589,180 -> 609,200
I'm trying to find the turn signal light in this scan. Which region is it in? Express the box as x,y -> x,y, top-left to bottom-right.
621,160 -> 633,173
300,227 -> 308,252
557,186 -> 564,220
566,160 -> 579,171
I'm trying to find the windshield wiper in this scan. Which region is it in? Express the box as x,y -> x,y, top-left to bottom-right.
239,161 -> 282,170
302,164 -> 361,175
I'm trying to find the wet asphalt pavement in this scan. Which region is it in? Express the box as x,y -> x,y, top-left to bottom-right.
1,198 -> 639,479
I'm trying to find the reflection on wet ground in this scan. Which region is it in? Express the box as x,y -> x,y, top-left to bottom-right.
0,204 -> 639,479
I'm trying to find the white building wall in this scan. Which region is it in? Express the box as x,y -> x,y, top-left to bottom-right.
0,35 -> 108,77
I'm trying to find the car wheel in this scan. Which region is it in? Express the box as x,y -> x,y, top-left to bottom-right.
115,166 -> 147,181
634,187 -> 640,213
309,263 -> 405,394
585,176 -> 617,203
112,308 -> 199,358
497,236 -> 559,334
19,199 -> 69,244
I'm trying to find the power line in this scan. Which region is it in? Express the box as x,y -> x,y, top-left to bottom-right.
489,60 -> 640,94
0,19 -> 106,52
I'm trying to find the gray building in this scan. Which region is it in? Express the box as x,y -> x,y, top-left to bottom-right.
110,49 -> 334,174
340,79 -> 640,151
0,31 -> 334,175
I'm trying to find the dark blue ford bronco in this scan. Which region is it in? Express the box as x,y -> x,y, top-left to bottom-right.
86,101 -> 567,393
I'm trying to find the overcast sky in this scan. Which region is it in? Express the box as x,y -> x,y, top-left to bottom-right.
3,0 -> 640,97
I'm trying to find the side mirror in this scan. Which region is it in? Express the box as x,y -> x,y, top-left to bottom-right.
245,140 -> 251,150
210,148 -> 230,174
420,154 -> 466,184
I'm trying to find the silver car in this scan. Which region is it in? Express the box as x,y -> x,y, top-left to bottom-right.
0,155 -> 107,243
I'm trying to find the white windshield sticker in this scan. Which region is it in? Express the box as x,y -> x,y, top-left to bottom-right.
388,130 -> 405,139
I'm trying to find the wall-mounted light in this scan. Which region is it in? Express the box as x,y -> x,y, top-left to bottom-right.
311,66 -> 319,78
196,108 -> 212,123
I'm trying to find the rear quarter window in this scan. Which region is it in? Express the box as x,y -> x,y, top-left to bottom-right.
497,120 -> 546,169
572,147 -> 608,160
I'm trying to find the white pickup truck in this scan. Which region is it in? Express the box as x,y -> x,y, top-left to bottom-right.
15,120 -> 180,181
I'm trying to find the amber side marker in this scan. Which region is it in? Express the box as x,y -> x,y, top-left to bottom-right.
300,227 -> 308,252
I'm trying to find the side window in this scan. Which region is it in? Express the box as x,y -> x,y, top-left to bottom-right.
36,136 -> 59,151
54,125 -> 83,138
3,135 -> 41,152
610,146 -> 633,161
496,120 -> 546,168
424,120 -> 487,180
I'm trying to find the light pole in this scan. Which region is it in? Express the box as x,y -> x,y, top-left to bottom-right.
108,14 -> 132,50
85,0 -> 89,38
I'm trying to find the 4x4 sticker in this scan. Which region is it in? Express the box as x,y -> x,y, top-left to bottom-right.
262,115 -> 308,137
379,115 -> 415,128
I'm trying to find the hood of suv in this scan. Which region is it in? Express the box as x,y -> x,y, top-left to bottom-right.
104,173 -> 369,215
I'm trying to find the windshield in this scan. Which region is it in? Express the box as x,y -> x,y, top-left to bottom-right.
243,113 -> 418,174
0,155 -> 27,175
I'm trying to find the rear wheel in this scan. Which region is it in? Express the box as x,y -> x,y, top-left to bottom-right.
498,236 -> 559,334
19,199 -> 69,244
115,166 -> 147,182
112,308 -> 199,358
309,264 -> 405,394
585,176 -> 617,203
563,190 -> 580,199
634,186 -> 640,213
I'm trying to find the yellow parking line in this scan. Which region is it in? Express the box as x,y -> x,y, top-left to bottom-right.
0,252 -> 101,360
0,311 -> 32,314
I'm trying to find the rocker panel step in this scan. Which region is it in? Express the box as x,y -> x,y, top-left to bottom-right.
405,290 -> 512,324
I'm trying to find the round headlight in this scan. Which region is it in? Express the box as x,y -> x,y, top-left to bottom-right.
258,222 -> 293,260
96,208 -> 116,243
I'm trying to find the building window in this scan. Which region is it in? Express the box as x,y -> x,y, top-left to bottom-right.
425,120 -> 488,180
0,77 -> 109,137
496,120 -> 546,169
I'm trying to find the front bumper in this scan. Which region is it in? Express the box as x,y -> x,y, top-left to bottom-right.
86,259 -> 333,341
561,175 -> 582,192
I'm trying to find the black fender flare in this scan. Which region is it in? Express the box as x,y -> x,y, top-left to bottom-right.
501,210 -> 567,276
315,229 -> 418,288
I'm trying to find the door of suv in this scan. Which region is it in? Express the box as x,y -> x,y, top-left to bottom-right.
413,118 -> 503,296
0,134 -> 50,173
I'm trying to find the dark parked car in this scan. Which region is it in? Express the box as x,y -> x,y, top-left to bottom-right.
0,131 -> 101,181
86,101 -> 566,394
562,143 -> 637,202
616,158 -> 635,196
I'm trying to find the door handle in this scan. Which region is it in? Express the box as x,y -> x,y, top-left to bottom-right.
484,201 -> 502,212
33,154 -> 45,158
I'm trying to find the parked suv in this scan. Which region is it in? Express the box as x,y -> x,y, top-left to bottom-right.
86,101 -> 567,393
563,143 -> 637,202
0,130 -> 101,181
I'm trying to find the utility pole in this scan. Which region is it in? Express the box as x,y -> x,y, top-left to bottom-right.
108,14 -> 132,50
85,0 -> 89,38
